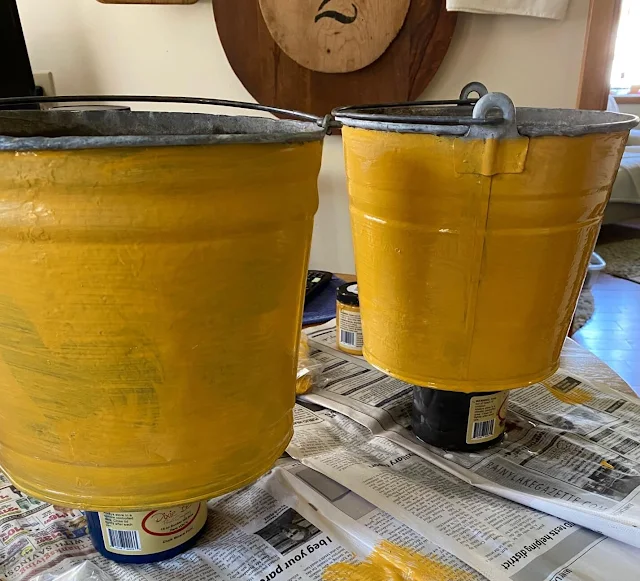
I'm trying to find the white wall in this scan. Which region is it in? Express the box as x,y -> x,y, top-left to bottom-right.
17,0 -> 590,274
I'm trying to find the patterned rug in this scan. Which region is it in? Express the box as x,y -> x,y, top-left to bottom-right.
596,225 -> 640,284
571,288 -> 595,335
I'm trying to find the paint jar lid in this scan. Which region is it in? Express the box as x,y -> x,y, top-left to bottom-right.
337,282 -> 359,307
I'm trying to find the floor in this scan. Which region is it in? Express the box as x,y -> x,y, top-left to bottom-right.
572,273 -> 640,395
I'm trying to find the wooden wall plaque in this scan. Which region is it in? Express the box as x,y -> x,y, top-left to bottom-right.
211,0 -> 457,117
259,0 -> 411,73
97,1 -> 198,4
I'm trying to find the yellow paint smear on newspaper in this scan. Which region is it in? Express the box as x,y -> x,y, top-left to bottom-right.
543,384 -> 593,405
296,334 -> 315,395
323,540 -> 475,581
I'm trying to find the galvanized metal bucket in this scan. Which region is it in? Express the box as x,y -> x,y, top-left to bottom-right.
0,97 -> 325,510
335,84 -> 638,393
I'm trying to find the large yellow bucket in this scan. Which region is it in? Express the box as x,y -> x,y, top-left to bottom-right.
336,88 -> 637,392
0,105 -> 323,510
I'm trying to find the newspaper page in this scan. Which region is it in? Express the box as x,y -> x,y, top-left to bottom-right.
0,465 -> 354,581
302,321 -> 640,547
272,459 -> 488,581
0,471 -> 98,581
1,459 -> 488,581
288,402 -> 640,581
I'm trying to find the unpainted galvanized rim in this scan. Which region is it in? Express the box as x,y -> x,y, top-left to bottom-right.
335,103 -> 639,137
334,85 -> 639,137
0,95 -> 326,151
0,110 -> 325,151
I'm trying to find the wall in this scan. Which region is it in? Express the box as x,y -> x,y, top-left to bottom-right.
17,0 -> 590,273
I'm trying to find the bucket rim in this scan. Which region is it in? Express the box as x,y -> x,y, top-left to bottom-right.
334,106 -> 640,137
0,110 -> 326,151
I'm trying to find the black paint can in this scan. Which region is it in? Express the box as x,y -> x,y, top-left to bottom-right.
412,386 -> 509,451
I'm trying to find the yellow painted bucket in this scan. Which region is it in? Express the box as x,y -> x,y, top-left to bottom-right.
0,102 -> 324,510
336,87 -> 638,392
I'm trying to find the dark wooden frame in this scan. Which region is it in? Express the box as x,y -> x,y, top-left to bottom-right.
615,95 -> 640,105
576,0 -> 622,110
211,0 -> 457,118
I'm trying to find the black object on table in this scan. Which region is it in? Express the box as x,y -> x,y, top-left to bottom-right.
412,387 -> 507,452
305,270 -> 333,303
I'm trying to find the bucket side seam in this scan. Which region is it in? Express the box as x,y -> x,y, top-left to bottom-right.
453,137 -> 529,176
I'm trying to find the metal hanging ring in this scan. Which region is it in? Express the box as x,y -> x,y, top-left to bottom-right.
464,92 -> 519,139
459,82 -> 489,101
472,92 -> 516,124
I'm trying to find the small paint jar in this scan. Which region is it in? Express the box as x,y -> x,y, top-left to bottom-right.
86,501 -> 208,564
412,387 -> 509,451
336,282 -> 364,356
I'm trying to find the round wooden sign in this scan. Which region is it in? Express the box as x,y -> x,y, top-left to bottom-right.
258,0 -> 411,73
211,0 -> 457,118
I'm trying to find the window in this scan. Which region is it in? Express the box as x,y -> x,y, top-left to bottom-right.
610,0 -> 640,95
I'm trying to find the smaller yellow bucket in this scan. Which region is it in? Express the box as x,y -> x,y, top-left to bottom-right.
336,85 -> 637,392
0,98 -> 324,510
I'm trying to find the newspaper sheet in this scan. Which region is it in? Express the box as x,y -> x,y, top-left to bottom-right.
303,320 -> 640,548
0,460 -> 487,581
288,402 -> 640,581
0,471 -> 96,581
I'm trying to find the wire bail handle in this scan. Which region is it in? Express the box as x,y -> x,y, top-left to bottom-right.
0,83 -> 514,137
0,94 -> 328,128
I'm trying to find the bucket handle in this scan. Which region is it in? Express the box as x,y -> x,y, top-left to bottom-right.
330,82 -> 500,130
467,92 -> 519,139
0,88 -> 513,136
0,94 -> 329,128
454,92 -> 528,175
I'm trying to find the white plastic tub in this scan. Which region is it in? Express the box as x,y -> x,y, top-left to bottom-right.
584,252 -> 606,289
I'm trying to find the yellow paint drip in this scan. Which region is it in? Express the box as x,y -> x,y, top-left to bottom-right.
600,459 -> 615,470
323,541 -> 475,581
296,334 -> 314,395
342,127 -> 628,392
453,136 -> 529,176
544,386 -> 593,405
0,140 -> 322,511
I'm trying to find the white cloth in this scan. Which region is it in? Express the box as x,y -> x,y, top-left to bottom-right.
446,0 -> 570,20
607,94 -> 621,113
606,96 -> 640,200
606,94 -> 640,144
628,130 -> 640,146
611,146 -> 640,205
